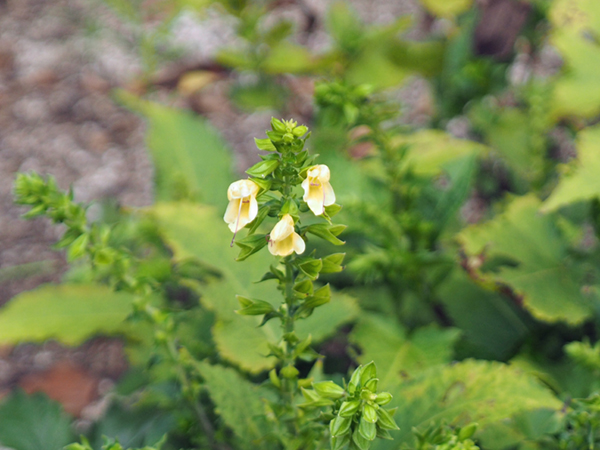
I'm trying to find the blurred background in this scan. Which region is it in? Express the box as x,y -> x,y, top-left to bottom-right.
0,0 -> 592,439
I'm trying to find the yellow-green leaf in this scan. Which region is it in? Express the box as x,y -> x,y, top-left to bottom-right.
459,195 -> 594,325
394,130 -> 487,177
0,284 -> 134,346
542,125 -> 600,212
116,91 -> 233,205
350,314 -> 460,388
375,360 -> 561,448
421,0 -> 473,17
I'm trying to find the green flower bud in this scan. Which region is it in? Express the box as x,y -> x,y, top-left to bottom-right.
338,400 -> 361,417
280,364 -> 299,379
313,381 -> 345,399
375,392 -> 392,405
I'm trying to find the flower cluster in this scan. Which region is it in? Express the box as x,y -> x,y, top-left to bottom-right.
222,118 -> 338,258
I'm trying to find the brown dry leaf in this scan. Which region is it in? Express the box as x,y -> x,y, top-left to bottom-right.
19,360 -> 99,416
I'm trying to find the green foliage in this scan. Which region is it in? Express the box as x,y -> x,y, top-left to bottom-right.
421,0 -> 473,18
383,360 -> 561,448
9,1 -> 600,449
117,92 -> 233,205
437,270 -> 529,360
0,284 -> 134,345
195,361 -> 273,449
0,391 -> 75,450
553,395 -> 600,449
149,201 -> 359,372
395,130 -> 486,178
301,362 -> 399,450
542,125 -> 600,212
350,314 -> 460,388
549,0 -> 600,120
459,195 -> 595,325
414,422 -> 480,450
66,435 -> 165,450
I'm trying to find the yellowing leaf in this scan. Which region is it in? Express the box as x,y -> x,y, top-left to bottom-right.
542,125 -> 600,212
376,360 -> 561,448
0,284 -> 134,346
459,195 -> 594,325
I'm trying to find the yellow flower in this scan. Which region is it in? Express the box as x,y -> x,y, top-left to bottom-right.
301,164 -> 336,216
224,179 -> 260,233
268,214 -> 305,257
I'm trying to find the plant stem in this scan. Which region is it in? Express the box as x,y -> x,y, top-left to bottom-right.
165,338 -> 226,450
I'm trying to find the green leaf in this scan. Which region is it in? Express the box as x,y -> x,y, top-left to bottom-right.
0,391 -> 74,450
306,223 -> 346,245
88,404 -> 176,450
235,234 -> 269,261
470,107 -> 545,183
350,314 -> 460,388
303,284 -> 332,309
394,130 -> 486,177
0,284 -> 135,346
236,297 -> 276,316
246,159 -> 279,178
437,270 -> 529,360
150,202 -> 359,373
377,360 -> 561,448
263,41 -> 318,74
549,0 -> 600,119
321,253 -> 345,273
421,0 -> 473,17
313,381 -> 345,399
297,257 -> 323,280
254,138 -> 277,151
458,194 -> 594,325
116,91 -> 232,205
359,417 -> 377,441
194,362 -> 272,449
542,125 -> 600,212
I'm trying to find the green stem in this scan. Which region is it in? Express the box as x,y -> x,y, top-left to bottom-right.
165,336 -> 226,450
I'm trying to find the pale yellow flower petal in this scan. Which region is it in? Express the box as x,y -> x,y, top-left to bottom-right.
323,181 -> 336,206
302,164 -> 335,216
224,179 -> 260,233
268,214 -> 305,256
293,233 -> 306,254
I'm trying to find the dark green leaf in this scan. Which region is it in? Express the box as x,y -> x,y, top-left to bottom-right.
0,391 -> 74,450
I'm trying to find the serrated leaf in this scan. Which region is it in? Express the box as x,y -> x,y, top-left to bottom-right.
458,195 -> 594,325
0,391 -> 74,450
542,126 -> 600,212
150,202 -> 359,373
350,314 -> 460,388
375,360 -> 561,448
116,92 -> 232,205
0,284 -> 135,346
194,362 -> 273,449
